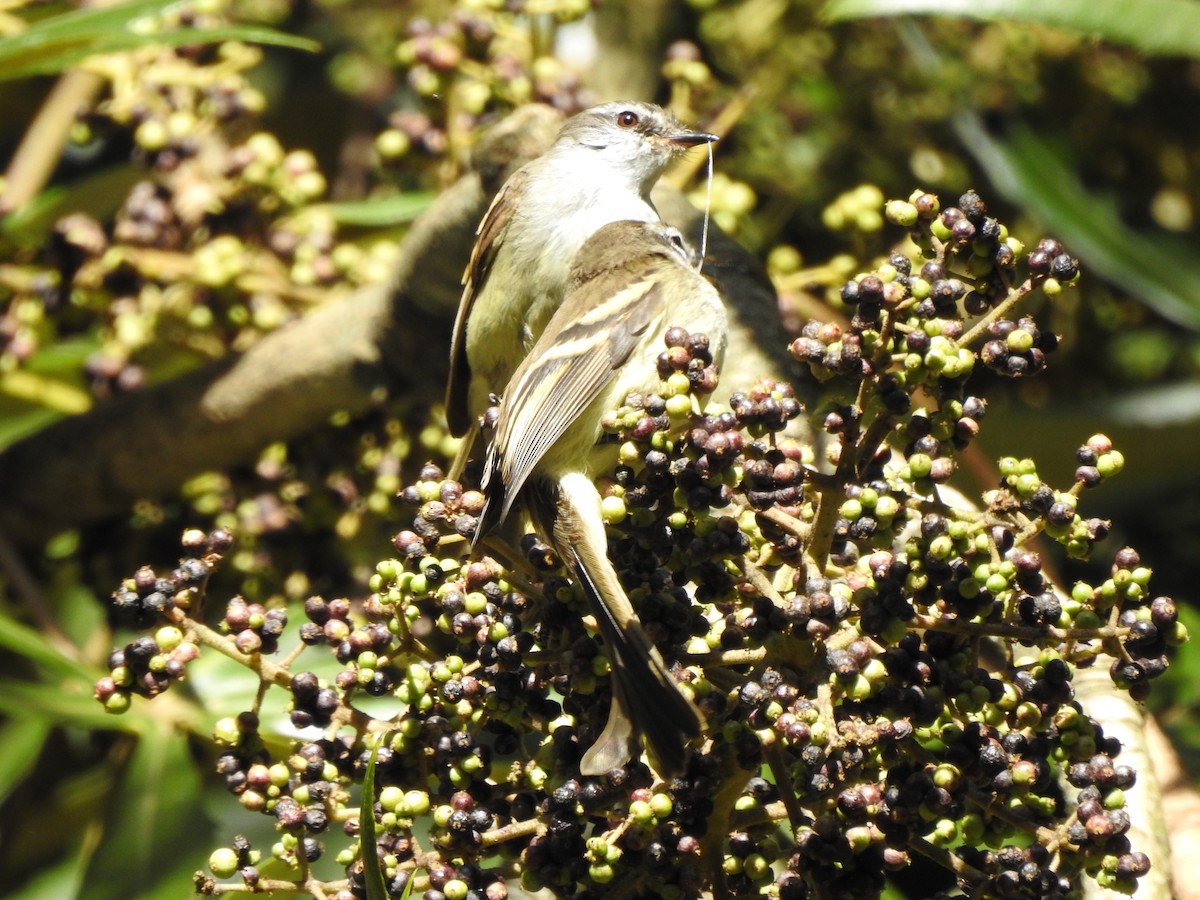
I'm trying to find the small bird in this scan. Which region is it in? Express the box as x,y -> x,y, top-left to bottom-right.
474,219 -> 727,776
445,101 -> 717,446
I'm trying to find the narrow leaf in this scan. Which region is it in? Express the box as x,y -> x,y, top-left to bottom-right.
323,193 -> 436,227
0,0 -> 318,82
0,680 -> 145,731
952,115 -> 1200,330
0,717 -> 52,802
80,721 -> 208,900
0,610 -> 97,683
0,369 -> 92,414
361,735 -> 390,900
824,0 -> 1200,57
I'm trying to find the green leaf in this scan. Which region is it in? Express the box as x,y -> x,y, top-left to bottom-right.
361,735 -> 390,900
1,164 -> 143,247
0,0 -> 319,83
323,193 -> 436,227
79,720 -> 209,900
0,609 -> 97,683
823,0 -> 1200,57
6,848 -> 88,900
0,404 -> 63,449
887,22 -> 1200,330
0,717 -> 52,803
0,679 -> 145,731
951,116 -> 1200,330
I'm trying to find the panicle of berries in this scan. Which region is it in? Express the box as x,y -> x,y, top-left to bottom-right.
123,189 -> 1186,900
96,528 -> 228,712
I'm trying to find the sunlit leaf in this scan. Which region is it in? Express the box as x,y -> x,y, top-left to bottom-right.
0,404 -> 63,449
1,166 -> 142,246
5,849 -> 87,900
888,23 -> 1200,330
0,369 -> 92,413
824,0 -> 1200,57
0,0 -> 318,82
323,193 -> 436,227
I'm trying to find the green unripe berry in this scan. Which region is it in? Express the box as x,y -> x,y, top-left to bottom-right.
629,799 -> 654,822
155,626 -> 183,651
601,494 -> 627,524
986,572 -> 1010,594
650,793 -> 673,818
665,393 -> 693,418
845,674 -> 872,700
665,372 -> 691,397
767,244 -> 802,275
209,847 -> 240,878
960,813 -> 985,844
885,199 -> 918,227
907,453 -> 933,479
380,786 -> 404,812
213,717 -> 240,744
845,826 -> 874,852
839,499 -> 864,520
1097,450 -> 1125,478
932,764 -> 959,790
375,128 -> 411,160
874,495 -> 900,520
928,534 -> 954,559
930,818 -> 958,846
744,852 -> 770,880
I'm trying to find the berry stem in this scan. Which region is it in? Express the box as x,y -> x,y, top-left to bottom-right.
957,277 -> 1035,348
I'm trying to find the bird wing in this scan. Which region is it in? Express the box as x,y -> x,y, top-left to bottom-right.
444,168 -> 529,436
485,270 -> 667,530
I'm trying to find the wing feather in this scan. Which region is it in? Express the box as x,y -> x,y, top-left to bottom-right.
483,269 -> 667,529
445,169 -> 528,435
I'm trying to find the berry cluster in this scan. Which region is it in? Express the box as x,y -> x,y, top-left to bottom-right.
108,529 -> 225,625
96,190 -> 1184,900
382,6 -> 593,169
93,627 -> 200,711
221,595 -> 287,655
94,529 -> 228,710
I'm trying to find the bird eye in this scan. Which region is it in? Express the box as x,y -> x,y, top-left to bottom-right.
616,110 -> 640,128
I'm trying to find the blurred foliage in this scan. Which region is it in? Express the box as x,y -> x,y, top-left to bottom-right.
0,0 -> 1198,896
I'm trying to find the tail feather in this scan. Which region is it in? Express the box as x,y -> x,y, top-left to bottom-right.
533,471 -> 702,776
474,442 -> 507,548
570,547 -> 702,776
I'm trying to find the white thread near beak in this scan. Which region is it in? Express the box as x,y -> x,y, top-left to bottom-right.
697,140 -> 713,275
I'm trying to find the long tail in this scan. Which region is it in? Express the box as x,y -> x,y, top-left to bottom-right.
536,472 -> 703,776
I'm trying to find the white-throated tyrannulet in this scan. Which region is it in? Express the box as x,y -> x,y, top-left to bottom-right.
475,219 -> 727,775
445,102 -> 717,448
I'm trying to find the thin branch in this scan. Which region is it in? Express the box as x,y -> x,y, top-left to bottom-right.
0,70 -> 105,214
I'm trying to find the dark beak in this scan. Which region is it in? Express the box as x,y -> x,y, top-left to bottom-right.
668,129 -> 719,147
